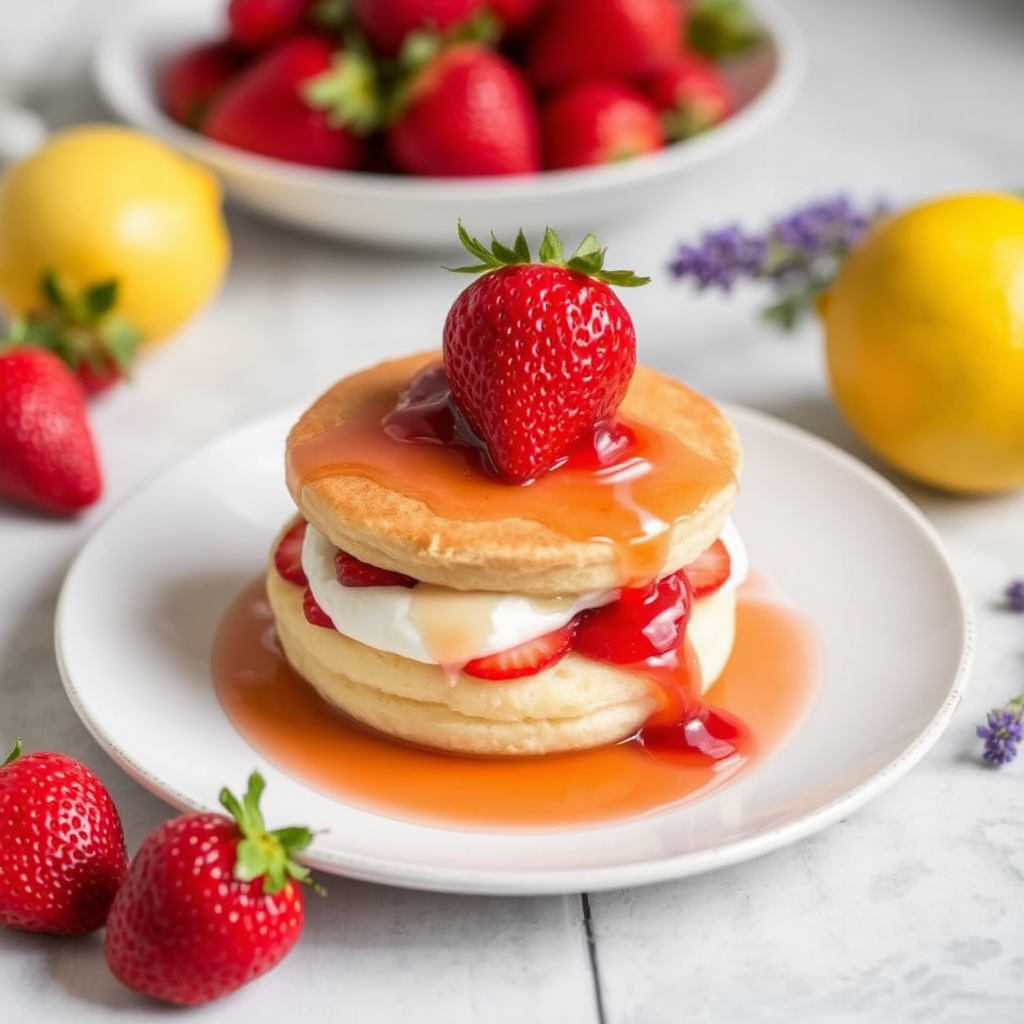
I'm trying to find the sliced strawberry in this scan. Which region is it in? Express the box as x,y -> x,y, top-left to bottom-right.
462,623 -> 576,680
302,586 -> 334,628
273,518 -> 308,585
683,538 -> 731,597
334,549 -> 418,588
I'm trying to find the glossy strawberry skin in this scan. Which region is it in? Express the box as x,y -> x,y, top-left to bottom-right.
443,263 -> 635,482
0,346 -> 102,514
228,0 -> 319,51
540,79 -> 664,169
104,813 -> 305,1006
386,44 -> 540,177
0,750 -> 128,936
159,40 -> 248,129
203,34 -> 367,169
352,0 -> 486,57
526,0 -> 682,93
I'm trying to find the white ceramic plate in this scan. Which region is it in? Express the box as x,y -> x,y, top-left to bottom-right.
55,404 -> 973,895
92,0 -> 804,250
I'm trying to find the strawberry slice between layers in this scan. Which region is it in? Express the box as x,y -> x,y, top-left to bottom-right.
273,518 -> 309,586
334,549 -> 417,588
682,538 -> 731,597
462,623 -> 577,680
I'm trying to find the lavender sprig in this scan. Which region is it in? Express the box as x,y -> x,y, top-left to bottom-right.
976,579 -> 1024,766
668,195 -> 891,329
977,697 -> 1024,766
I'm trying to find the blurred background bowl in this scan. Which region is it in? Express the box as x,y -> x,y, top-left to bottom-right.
93,0 -> 804,252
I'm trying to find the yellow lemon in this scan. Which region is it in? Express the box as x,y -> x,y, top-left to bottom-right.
819,192 -> 1024,494
0,124 -> 230,345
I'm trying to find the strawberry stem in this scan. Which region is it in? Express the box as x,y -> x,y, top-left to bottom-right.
219,772 -> 323,896
446,222 -> 651,287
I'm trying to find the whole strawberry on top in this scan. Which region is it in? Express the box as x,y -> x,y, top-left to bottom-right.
443,223 -> 649,483
0,344 -> 103,514
104,772 -> 318,1006
0,739 -> 128,936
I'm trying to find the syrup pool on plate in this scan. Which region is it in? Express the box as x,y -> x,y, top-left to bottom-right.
224,363 -> 821,829
213,575 -> 820,831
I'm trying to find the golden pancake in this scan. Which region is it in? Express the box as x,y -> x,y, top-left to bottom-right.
285,352 -> 742,596
266,567 -> 737,757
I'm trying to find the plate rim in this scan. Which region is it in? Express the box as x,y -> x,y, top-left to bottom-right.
55,402 -> 975,895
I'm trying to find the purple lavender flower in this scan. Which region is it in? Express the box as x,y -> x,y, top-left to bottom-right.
977,698 -> 1024,766
668,194 -> 891,329
668,226 -> 766,291
1005,579 -> 1024,612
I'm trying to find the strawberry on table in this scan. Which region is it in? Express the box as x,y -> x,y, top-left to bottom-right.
203,33 -> 380,169
385,42 -> 540,177
9,271 -> 141,397
0,739 -> 128,936
0,345 -> 102,514
525,0 -> 682,93
540,79 -> 665,170
640,50 -> 736,140
104,772 -> 319,1006
159,40 -> 249,129
442,223 -> 648,482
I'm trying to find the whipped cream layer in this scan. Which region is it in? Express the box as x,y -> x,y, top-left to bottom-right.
302,522 -> 748,668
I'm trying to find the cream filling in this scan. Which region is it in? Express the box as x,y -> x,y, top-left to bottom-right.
302,521 -> 748,667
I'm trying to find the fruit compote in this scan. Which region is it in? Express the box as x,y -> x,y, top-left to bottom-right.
213,362 -> 822,829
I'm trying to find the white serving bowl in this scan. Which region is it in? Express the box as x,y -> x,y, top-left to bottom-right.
93,0 -> 804,251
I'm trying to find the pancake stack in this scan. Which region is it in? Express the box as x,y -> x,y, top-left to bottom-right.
266,351 -> 744,756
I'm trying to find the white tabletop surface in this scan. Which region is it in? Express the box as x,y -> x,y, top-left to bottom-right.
2,0 -> 1024,1021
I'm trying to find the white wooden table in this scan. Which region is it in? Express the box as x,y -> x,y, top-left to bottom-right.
2,1 -> 1024,1020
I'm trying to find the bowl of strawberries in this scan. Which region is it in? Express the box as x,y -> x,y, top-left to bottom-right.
94,0 -> 802,250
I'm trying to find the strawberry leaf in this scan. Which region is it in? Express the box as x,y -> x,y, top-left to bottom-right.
6,272 -> 142,386
82,280 -> 118,320
219,772 -> 323,896
446,222 -> 651,287
303,46 -> 381,135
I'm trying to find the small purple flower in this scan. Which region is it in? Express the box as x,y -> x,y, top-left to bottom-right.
667,226 -> 766,291
977,699 -> 1024,766
1005,579 -> 1024,612
668,194 -> 890,329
